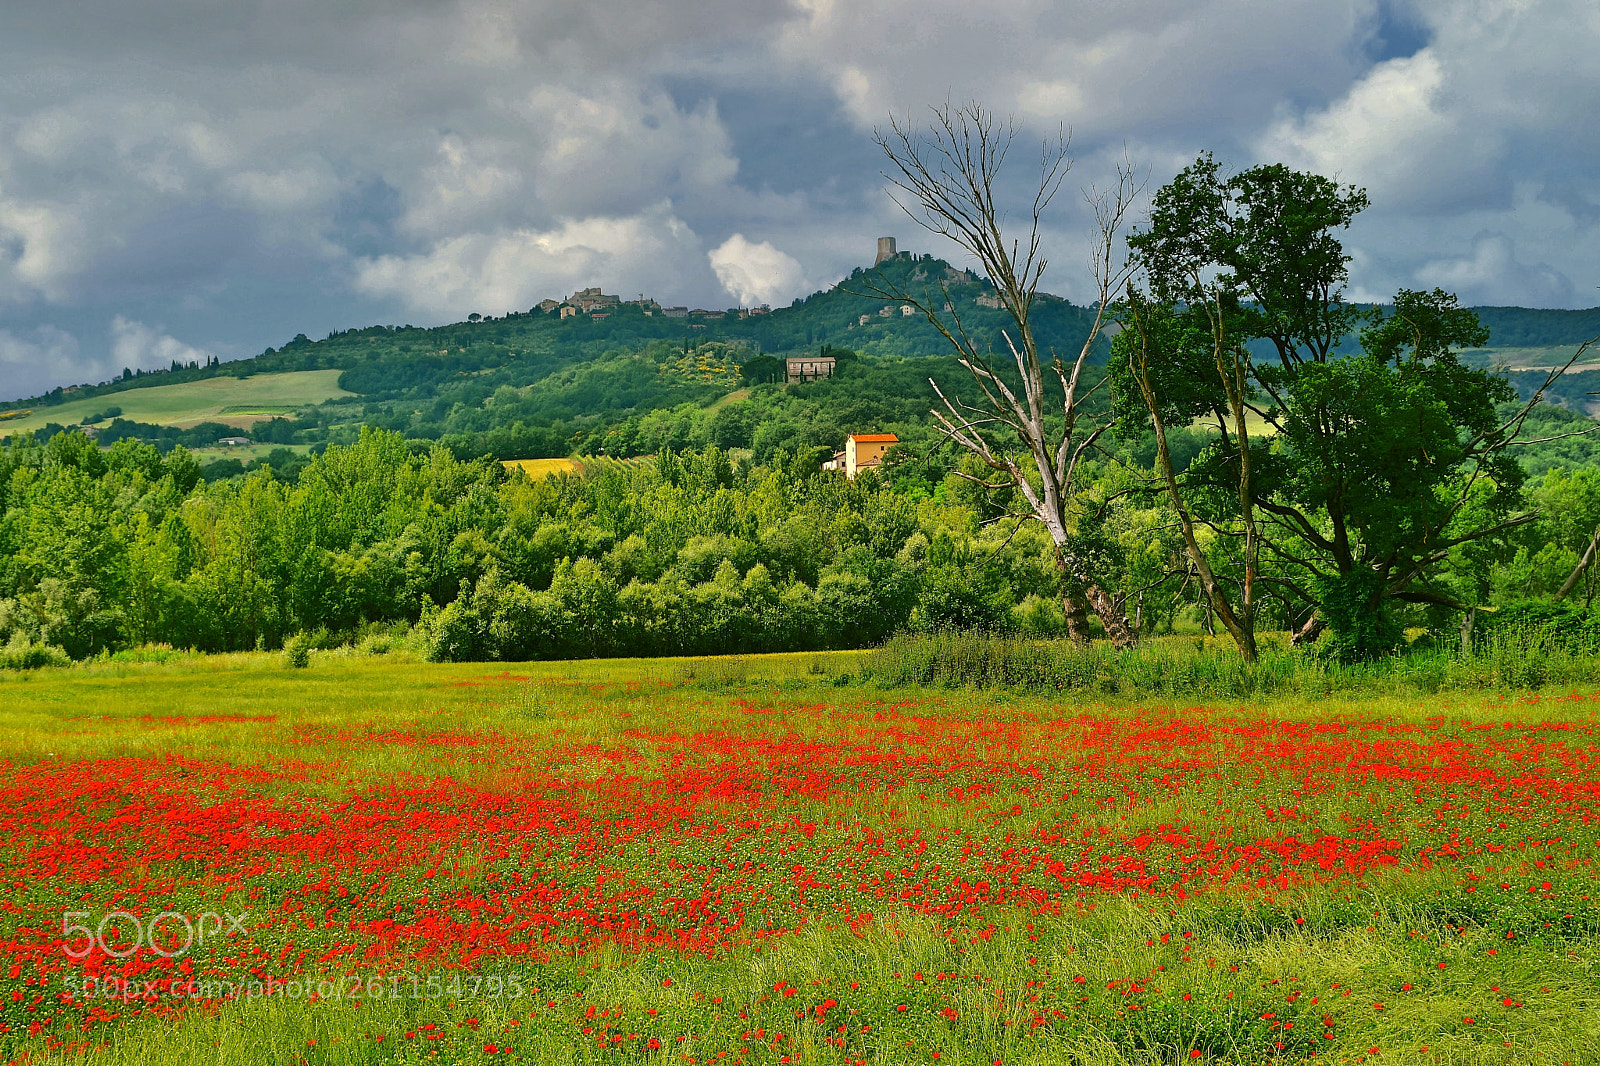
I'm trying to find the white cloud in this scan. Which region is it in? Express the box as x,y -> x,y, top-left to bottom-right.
224,166 -> 337,212
0,321 -> 196,402
1417,233 -> 1575,308
0,325 -> 81,391
778,0 -> 1372,137
0,196 -> 93,303
1256,0 -> 1600,301
353,204 -> 705,316
511,86 -> 741,222
1260,51 -> 1480,210
109,315 -> 215,370
709,234 -> 808,307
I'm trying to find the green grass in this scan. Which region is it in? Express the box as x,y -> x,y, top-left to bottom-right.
0,370 -> 352,437
865,628 -> 1600,699
1463,346 -> 1600,371
3,651 -> 1599,1064
184,441 -> 316,463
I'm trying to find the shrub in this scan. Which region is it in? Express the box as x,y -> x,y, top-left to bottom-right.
284,632 -> 312,669
1473,601 -> 1600,653
864,626 -> 1600,699
0,634 -> 70,671
109,644 -> 184,664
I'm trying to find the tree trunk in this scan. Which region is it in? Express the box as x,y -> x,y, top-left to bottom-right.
1053,546 -> 1137,649
1290,611 -> 1325,647
1084,583 -> 1138,650
1127,332 -> 1258,663
1061,586 -> 1093,646
1554,527 -> 1600,602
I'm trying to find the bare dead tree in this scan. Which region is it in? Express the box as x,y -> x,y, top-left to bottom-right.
864,101 -> 1143,647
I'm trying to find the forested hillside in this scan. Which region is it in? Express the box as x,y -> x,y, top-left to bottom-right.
9,247 -> 1599,482
2,253 -> 1099,411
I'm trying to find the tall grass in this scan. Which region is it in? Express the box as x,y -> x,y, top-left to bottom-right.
865,625 -> 1600,698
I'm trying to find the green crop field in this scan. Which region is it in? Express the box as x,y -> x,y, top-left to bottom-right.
0,370 -> 352,438
183,441 -> 316,463
2,650 -> 1598,1064
1465,346 -> 1600,371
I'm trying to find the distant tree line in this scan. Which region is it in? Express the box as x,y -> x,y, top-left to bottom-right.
3,417 -> 1600,667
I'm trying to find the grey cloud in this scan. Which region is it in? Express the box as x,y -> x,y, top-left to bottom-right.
3,0 -> 1599,401
1418,234 -> 1576,309
0,325 -> 82,400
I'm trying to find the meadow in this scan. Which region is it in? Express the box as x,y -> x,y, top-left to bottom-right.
0,371 -> 352,437
2,650 -> 1598,1065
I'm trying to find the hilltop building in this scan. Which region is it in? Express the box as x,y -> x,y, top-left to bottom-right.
566,287 -> 621,312
845,433 -> 898,479
875,237 -> 897,265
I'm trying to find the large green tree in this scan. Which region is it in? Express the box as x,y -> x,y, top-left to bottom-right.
1115,155 -> 1581,659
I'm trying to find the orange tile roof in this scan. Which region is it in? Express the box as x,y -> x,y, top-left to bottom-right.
849,433 -> 898,443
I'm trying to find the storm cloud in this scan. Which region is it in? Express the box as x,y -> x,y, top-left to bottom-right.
2,0 -> 1598,399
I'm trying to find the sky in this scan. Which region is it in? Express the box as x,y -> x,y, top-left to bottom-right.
2,0 -> 1598,401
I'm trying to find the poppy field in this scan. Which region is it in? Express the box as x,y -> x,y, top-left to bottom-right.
2,652 -> 1599,1065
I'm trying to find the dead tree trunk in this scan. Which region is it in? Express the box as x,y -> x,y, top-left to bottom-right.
1554,527 -> 1600,602
872,101 -> 1144,648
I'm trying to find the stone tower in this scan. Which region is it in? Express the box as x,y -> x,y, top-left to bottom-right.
874,236 -> 897,265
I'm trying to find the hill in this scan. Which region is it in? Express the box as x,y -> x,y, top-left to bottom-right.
0,369 -> 351,438
6,251 -> 1598,421
6,251 -> 1600,479
0,252 -> 1101,416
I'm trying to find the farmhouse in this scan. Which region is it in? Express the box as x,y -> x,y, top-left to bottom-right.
844,432 -> 897,479
217,436 -> 252,446
786,355 -> 835,383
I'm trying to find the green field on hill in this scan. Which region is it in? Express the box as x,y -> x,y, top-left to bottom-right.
0,369 -> 351,438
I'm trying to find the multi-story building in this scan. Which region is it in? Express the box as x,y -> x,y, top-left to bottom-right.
845,433 -> 898,479
786,355 -> 835,383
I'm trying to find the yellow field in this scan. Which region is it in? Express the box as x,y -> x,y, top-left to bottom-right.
501,455 -> 652,479
0,370 -> 352,438
500,457 -> 580,478
1189,406 -> 1278,438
